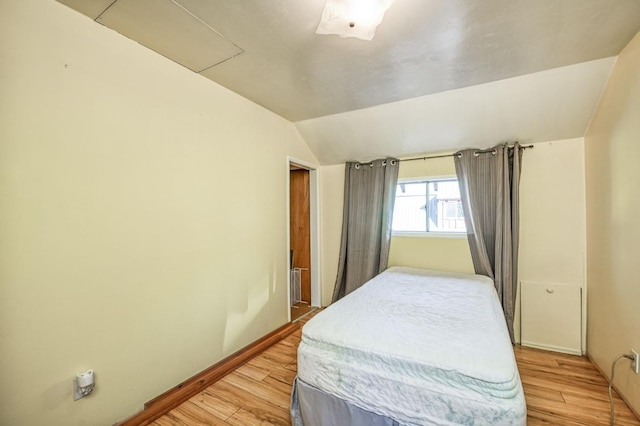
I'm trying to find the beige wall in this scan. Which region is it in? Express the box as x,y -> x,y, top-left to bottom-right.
518,138 -> 587,350
585,31 -> 640,414
389,236 -> 473,273
0,0 -> 318,425
318,164 -> 345,306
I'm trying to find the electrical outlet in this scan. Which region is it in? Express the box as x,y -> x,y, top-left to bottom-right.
73,379 -> 84,401
632,350 -> 639,375
73,370 -> 95,401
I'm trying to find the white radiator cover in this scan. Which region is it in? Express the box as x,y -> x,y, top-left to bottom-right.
520,281 -> 582,355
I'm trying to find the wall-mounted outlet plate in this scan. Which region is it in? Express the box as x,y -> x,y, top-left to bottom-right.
73,369 -> 95,401
632,349 -> 639,374
73,380 -> 85,401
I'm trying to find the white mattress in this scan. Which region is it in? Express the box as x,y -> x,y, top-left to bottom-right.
297,267 -> 526,425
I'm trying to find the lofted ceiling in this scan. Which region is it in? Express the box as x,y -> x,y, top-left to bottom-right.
56,0 -> 640,164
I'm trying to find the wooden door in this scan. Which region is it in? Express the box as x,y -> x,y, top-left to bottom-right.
289,169 -> 311,303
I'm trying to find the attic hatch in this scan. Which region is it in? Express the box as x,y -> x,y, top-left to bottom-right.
58,0 -> 244,73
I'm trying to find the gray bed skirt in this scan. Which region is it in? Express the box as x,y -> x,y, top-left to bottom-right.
290,377 -> 401,426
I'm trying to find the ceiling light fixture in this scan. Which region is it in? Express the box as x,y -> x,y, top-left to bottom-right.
315,0 -> 395,41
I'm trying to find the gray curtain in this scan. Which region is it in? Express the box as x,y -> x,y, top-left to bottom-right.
332,158 -> 399,302
454,143 -> 523,343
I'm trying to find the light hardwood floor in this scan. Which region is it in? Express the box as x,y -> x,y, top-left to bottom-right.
152,315 -> 639,426
290,302 -> 315,322
516,346 -> 639,425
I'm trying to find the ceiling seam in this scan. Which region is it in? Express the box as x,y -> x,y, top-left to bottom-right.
94,0 -> 118,22
197,51 -> 245,74
169,0 -> 245,54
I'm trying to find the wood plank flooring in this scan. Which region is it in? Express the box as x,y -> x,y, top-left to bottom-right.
290,302 -> 315,322
515,345 -> 639,425
152,314 -> 639,425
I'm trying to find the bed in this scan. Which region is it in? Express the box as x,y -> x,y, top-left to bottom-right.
290,267 -> 526,426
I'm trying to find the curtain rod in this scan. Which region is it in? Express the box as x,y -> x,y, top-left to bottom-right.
399,144 -> 534,163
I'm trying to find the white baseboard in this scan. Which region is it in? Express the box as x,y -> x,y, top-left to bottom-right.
521,341 -> 582,356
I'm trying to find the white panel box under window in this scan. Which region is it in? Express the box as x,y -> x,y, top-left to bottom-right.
521,281 -> 582,355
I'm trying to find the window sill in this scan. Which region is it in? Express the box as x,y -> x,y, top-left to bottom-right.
392,231 -> 467,239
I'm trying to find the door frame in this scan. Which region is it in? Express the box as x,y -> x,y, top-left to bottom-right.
286,157 -> 321,320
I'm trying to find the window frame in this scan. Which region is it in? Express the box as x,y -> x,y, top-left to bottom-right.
391,175 -> 467,239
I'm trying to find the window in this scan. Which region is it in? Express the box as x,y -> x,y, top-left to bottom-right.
392,178 -> 466,234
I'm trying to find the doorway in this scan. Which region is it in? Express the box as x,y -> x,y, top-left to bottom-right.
288,159 -> 320,321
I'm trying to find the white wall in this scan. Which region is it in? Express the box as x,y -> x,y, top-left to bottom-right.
585,30 -> 640,415
0,0 -> 318,425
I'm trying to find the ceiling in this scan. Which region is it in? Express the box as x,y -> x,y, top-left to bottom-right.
56,0 -> 640,164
